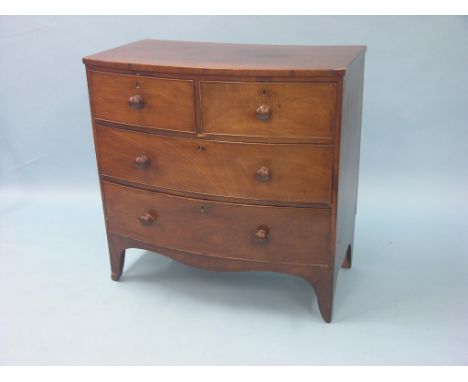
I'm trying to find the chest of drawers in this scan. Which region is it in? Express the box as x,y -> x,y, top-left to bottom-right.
83,40 -> 366,322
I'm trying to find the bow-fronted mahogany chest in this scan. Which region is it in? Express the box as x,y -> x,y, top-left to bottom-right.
83,40 -> 366,322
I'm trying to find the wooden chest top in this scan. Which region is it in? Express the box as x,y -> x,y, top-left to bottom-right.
83,39 -> 366,77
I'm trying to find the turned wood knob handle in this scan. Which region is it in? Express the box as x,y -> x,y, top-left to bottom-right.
255,166 -> 271,182
135,155 -> 150,169
138,212 -> 155,226
128,95 -> 144,109
256,104 -> 271,121
255,225 -> 270,243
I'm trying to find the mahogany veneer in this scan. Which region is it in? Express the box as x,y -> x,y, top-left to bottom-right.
83,39 -> 366,322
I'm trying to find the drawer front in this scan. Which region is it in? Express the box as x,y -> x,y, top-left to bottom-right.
97,126 -> 333,204
200,81 -> 336,139
103,181 -> 330,265
89,71 -> 196,132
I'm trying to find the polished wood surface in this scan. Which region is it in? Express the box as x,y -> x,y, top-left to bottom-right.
83,39 -> 366,78
334,54 -> 365,275
201,81 -> 336,139
89,71 -> 195,132
96,125 -> 334,204
84,39 -> 366,322
103,181 -> 331,266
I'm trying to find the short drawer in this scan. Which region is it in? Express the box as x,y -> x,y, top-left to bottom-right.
96,126 -> 333,205
103,181 -> 330,265
200,81 -> 336,139
89,71 -> 196,132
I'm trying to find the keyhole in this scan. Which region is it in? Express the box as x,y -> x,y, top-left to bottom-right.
261,88 -> 267,96
200,206 -> 205,213
135,81 -> 141,89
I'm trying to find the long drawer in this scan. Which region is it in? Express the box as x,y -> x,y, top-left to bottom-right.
103,181 -> 331,265
96,125 -> 333,205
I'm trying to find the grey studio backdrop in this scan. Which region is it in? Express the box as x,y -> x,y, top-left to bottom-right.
0,16 -> 467,365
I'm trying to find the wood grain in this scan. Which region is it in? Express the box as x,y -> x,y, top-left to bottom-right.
201,81 -> 336,139
83,39 -> 366,78
96,125 -> 334,205
333,54 -> 365,276
103,181 -> 331,266
89,71 -> 196,132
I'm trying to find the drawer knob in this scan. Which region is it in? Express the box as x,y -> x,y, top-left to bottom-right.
255,166 -> 271,182
138,212 -> 155,226
256,104 -> 271,121
135,155 -> 150,169
255,225 -> 270,243
128,95 -> 144,109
